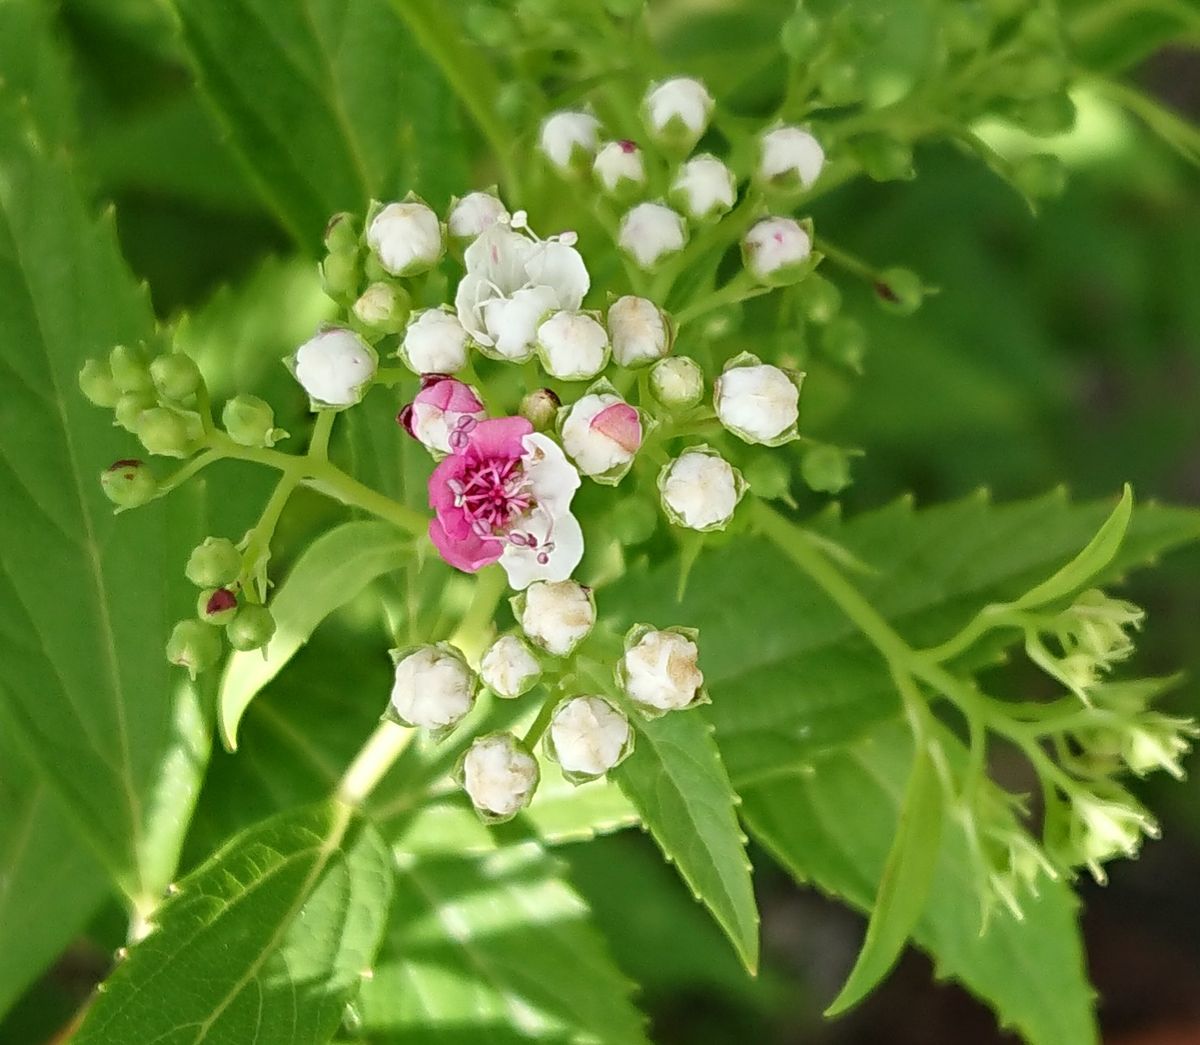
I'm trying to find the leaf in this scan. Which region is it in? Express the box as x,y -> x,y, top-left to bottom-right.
824,738 -> 943,1015
614,708 -> 760,974
75,799 -> 393,1045
219,520 -> 411,750
741,720 -> 1098,1045
1091,78 -> 1200,169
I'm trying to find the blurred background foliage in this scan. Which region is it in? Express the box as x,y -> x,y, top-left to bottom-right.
0,0 -> 1198,1042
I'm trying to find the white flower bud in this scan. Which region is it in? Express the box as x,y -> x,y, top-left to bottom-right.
714,355 -> 802,445
516,579 -> 595,656
742,216 -> 812,285
659,448 -> 744,530
367,200 -> 444,276
540,111 -> 601,172
480,635 -> 542,699
291,328 -> 378,408
608,295 -> 672,368
620,627 -> 704,712
353,282 -> 405,331
536,310 -> 610,380
758,125 -> 825,190
560,391 -> 643,480
548,696 -> 632,779
643,77 -> 714,150
400,307 -> 471,374
618,202 -> 688,270
669,154 -> 736,222
447,191 -> 509,240
461,733 -> 539,820
389,645 -> 475,730
649,356 -> 704,409
593,140 -> 647,197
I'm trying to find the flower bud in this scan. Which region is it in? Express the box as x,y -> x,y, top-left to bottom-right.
150,353 -> 204,402
226,604 -> 276,652
780,9 -> 821,60
480,634 -> 542,698
519,387 -> 562,431
649,356 -> 704,410
197,587 -> 238,626
185,536 -> 242,588
619,625 -> 705,713
742,217 -> 812,285
560,390 -> 643,482
459,732 -> 539,821
109,344 -> 153,394
849,133 -> 915,182
714,354 -> 802,445
389,644 -> 476,730
113,392 -> 156,433
399,307 -> 471,375
818,61 -> 862,105
447,191 -> 509,240
78,359 -> 120,408
801,444 -> 852,493
100,459 -> 157,508
166,619 -> 222,679
593,140 -> 647,199
537,309 -> 610,381
514,579 -> 595,656
822,316 -> 867,372
757,126 -> 825,192
136,406 -> 198,459
547,696 -> 633,780
353,282 -> 409,335
290,327 -> 378,408
874,267 -> 925,315
642,77 -> 714,152
743,453 -> 792,501
608,295 -> 672,368
659,447 -> 745,530
794,273 -> 842,324
669,154 -> 736,223
618,202 -> 688,270
1012,153 -> 1067,201
1006,93 -> 1076,137
366,198 -> 444,276
222,394 -> 287,448
397,375 -> 486,456
324,212 -> 359,255
539,111 -> 601,173
320,251 -> 360,299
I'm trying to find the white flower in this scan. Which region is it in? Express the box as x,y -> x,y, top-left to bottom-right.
400,307 -> 471,374
593,140 -> 647,196
455,222 -> 589,362
643,77 -> 714,148
448,191 -> 509,240
621,628 -> 704,712
516,579 -> 595,656
480,635 -> 542,698
660,449 -> 744,530
549,696 -> 631,778
608,296 -> 671,368
400,376 -> 487,456
537,310 -> 610,380
758,125 -> 825,190
618,202 -> 687,269
390,645 -> 475,730
670,154 -> 736,222
742,217 -> 812,284
461,733 -> 539,820
540,111 -> 601,171
714,357 -> 801,444
367,200 -> 444,276
649,356 -> 704,409
560,391 -> 643,480
292,328 -> 378,408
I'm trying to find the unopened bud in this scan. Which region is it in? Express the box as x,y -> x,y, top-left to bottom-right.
514,579 -> 595,656
757,125 -> 825,192
109,344 -> 153,394
136,406 -> 198,459
659,447 -> 745,530
185,536 -> 242,588
608,296 -> 672,368
100,459 -> 157,508
225,604 -> 276,652
398,375 -> 486,456
618,202 -> 688,270
560,391 -> 643,482
519,387 -> 562,431
150,353 -> 204,402
670,154 -> 736,222
821,316 -> 867,372
324,212 -> 359,255
353,282 -> 409,335
794,273 -> 842,323
649,356 -> 704,410
537,309 -> 610,381
643,77 -> 714,152
466,3 -> 517,46
801,444 -> 853,493
79,359 -> 120,408
480,635 -> 542,698
539,111 -> 602,173
320,251 -> 360,298
850,132 -> 915,182
389,644 -> 476,730
743,453 -> 792,500
400,308 -> 470,375
459,732 -> 539,821
593,140 -> 647,199
611,496 -> 658,544
447,191 -> 509,240
742,216 -> 813,285
366,198 -> 444,276
113,391 -> 156,433
714,354 -> 802,445
619,625 -> 705,713
222,394 -> 287,448
197,587 -> 239,626
780,9 -> 821,60
166,619 -> 222,679
290,327 -> 378,408
874,267 -> 925,315
818,61 -> 862,105
547,696 -> 633,780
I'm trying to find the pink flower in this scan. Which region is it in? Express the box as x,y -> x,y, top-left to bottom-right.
428,416 -> 584,589
398,375 -> 487,456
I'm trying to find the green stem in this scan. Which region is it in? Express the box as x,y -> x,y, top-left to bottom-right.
449,565 -> 508,665
814,237 -> 880,284
337,720 -> 414,805
304,459 -> 428,535
308,409 -> 336,463
674,271 -> 770,328
523,692 -> 561,748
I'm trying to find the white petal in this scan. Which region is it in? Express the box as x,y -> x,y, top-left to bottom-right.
483,284 -> 558,360
525,241 -> 590,309
501,510 -> 584,590
522,433 -> 581,514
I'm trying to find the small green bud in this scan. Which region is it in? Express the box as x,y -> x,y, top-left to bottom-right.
113,391 -> 157,433
323,212 -> 359,256
136,406 -> 196,459
1012,153 -> 1067,201
226,604 -> 276,652
166,619 -> 223,679
466,4 -> 516,46
780,9 -> 821,61
186,537 -> 242,588
821,316 -> 867,372
818,61 -> 862,106
320,251 -> 360,299
78,359 -> 121,408
1014,54 -> 1067,98
794,273 -> 842,324
519,388 -> 562,431
150,353 -> 204,402
874,267 -> 925,315
1006,92 -> 1076,137
850,133 -> 914,182
497,82 -> 533,126
109,344 -> 153,394
100,459 -> 157,508
744,454 -> 793,500
222,394 -> 287,448
611,497 -> 658,544
197,587 -> 239,626
649,356 -> 705,410
352,282 -> 410,335
802,444 -> 852,493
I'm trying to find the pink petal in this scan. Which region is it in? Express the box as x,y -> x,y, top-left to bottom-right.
428,455 -> 469,514
590,403 -> 642,453
466,416 -> 533,462
429,517 -> 504,573
416,377 -> 484,414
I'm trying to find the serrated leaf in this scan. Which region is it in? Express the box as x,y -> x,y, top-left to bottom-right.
219,520 -> 411,750
75,799 -> 393,1045
614,708 -> 760,974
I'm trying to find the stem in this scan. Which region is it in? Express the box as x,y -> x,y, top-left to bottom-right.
674,271 -> 770,328
305,459 -> 428,536
308,409 -> 336,463
523,692 -> 561,748
813,237 -> 881,284
448,565 -> 508,665
337,720 -> 414,805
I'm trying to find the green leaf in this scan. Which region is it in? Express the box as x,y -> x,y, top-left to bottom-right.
219,520 -> 411,750
824,737 -> 943,1015
614,708 -> 760,974
741,720 -> 1098,1045
1091,78 -> 1200,169
75,799 -> 393,1045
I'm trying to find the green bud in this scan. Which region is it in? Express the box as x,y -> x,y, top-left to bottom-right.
801,444 -> 852,493
222,394 -> 287,448
611,497 -> 658,544
780,9 -> 821,61
649,356 -> 705,410
794,273 -> 842,324
320,251 -> 360,299
136,406 -> 196,459
166,619 -> 223,679
519,388 -> 562,431
352,282 -> 410,335
1006,92 -> 1076,137
109,344 -> 153,394
197,587 -> 239,626
150,353 -> 204,402
78,359 -> 121,408
744,454 -> 793,500
1012,153 -> 1067,201
818,61 -> 862,106
186,536 -> 242,588
850,133 -> 914,182
323,212 -> 359,256
466,4 -> 516,46
942,4 -> 990,52
874,267 -> 925,315
100,458 -> 157,508
226,604 -> 276,652
821,316 -> 867,372
113,391 -> 157,433
1014,54 -> 1067,98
